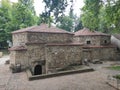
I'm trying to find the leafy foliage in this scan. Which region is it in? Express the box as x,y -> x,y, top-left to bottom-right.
0,0 -> 38,47
105,0 -> 120,33
81,0 -> 120,33
42,0 -> 68,23
11,0 -> 37,29
0,0 -> 12,43
57,16 -> 73,32
81,0 -> 102,31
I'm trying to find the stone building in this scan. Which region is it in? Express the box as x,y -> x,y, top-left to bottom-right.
9,24 -> 83,75
74,28 -> 116,61
9,24 -> 117,75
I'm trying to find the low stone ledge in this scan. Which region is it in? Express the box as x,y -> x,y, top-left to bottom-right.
26,68 -> 94,81
107,75 -> 120,90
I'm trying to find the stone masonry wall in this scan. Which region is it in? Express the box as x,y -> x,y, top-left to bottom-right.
74,36 -> 101,45
15,50 -> 28,69
26,44 -> 46,74
27,33 -> 73,43
74,35 -> 111,46
100,47 -> 116,60
10,50 -> 28,70
100,36 -> 111,45
10,51 -> 16,65
10,44 -> 46,72
45,45 -> 83,73
83,47 -> 116,61
27,44 -> 46,65
13,33 -> 27,46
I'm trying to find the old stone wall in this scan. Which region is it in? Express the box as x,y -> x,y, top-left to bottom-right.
74,36 -> 101,45
100,48 -> 115,60
27,44 -> 45,63
45,45 -> 83,73
74,35 -> 111,46
116,52 -> 120,60
83,47 -> 116,61
15,50 -> 28,69
13,33 -> 28,46
10,43 -> 46,72
10,50 -> 28,70
83,49 -> 92,62
27,33 -> 73,43
100,36 -> 111,45
10,51 -> 16,65
26,44 -> 46,73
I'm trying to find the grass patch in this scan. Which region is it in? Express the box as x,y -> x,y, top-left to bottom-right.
108,65 -> 120,70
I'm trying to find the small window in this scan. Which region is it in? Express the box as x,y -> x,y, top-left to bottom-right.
117,47 -> 120,52
104,40 -> 107,44
86,41 -> 91,44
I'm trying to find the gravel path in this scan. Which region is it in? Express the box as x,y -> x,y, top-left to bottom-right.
0,55 -> 9,65
0,56 -> 119,90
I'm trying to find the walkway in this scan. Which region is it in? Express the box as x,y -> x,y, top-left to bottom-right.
0,56 -> 118,90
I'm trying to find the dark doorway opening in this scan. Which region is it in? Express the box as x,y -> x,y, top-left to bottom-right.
34,65 -> 42,75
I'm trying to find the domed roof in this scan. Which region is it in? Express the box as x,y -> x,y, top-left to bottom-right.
74,28 -> 110,36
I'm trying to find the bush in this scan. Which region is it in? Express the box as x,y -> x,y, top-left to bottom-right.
113,75 -> 120,79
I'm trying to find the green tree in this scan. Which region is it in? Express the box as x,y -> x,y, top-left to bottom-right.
0,0 -> 12,47
57,16 -> 73,32
81,0 -> 102,31
75,19 -> 83,32
11,0 -> 38,29
104,0 -> 120,33
42,0 -> 68,23
0,0 -> 38,47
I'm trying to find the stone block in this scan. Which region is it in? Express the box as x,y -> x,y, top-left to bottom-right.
0,52 -> 3,58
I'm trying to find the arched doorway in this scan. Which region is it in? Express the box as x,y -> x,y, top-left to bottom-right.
34,65 -> 42,75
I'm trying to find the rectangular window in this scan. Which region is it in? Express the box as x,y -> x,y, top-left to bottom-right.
104,40 -> 107,44
86,41 -> 91,44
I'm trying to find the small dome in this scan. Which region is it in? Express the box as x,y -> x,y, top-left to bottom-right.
74,28 -> 110,36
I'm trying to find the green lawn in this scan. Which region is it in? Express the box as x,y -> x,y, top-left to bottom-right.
108,65 -> 120,79
108,65 -> 120,70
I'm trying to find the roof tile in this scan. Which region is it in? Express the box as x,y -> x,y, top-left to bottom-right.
9,45 -> 27,51
12,24 -> 74,34
74,28 -> 110,36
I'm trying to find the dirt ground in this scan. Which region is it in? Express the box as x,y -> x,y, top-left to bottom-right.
0,55 -> 119,90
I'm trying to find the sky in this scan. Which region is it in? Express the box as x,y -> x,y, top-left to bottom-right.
10,0 -> 84,16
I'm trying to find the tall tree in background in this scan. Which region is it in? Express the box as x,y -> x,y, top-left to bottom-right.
0,0 -> 38,47
81,0 -> 120,33
98,6 -> 109,33
41,0 -> 68,24
19,0 -> 36,14
57,16 -> 73,32
11,0 -> 38,29
81,0 -> 102,31
0,0 -> 12,47
105,0 -> 120,33
57,0 -> 74,32
74,19 -> 83,31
